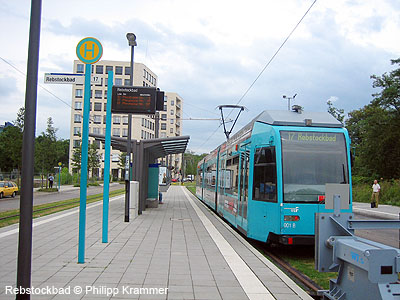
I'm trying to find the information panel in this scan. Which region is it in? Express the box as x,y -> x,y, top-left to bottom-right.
112,86 -> 156,114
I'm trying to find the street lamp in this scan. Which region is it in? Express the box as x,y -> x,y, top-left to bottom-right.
283,93 -> 297,111
124,32 -> 137,222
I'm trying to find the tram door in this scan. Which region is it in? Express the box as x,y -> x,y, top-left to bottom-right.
238,151 -> 249,228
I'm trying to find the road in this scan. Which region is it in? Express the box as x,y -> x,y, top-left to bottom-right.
354,212 -> 400,249
0,183 -> 124,212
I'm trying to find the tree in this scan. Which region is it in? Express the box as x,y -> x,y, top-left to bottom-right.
34,117 -> 59,175
370,58 -> 400,113
346,58 -> 400,179
15,107 -> 25,131
184,151 -> 207,176
327,100 -> 345,124
71,145 -> 81,174
0,126 -> 23,172
88,142 -> 101,178
118,152 -> 127,178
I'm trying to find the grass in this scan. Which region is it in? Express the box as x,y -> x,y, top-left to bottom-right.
280,252 -> 336,290
0,188 -> 125,228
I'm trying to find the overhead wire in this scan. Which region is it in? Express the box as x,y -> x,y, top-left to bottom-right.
194,0 -> 318,153
0,56 -> 223,139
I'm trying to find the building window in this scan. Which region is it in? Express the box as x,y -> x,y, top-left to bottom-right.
73,127 -> 81,136
113,115 -> 121,124
143,69 -> 146,77
170,109 -> 174,115
74,101 -> 82,110
124,79 -> 131,86
96,65 -> 103,74
170,119 -> 174,124
94,102 -> 102,111
161,114 -> 167,120
95,90 -> 102,99
115,66 -> 123,75
125,67 -> 131,75
122,116 -> 128,124
170,128 -> 173,133
161,123 -> 166,130
171,100 -> 174,106
75,89 -> 83,98
93,127 -> 100,134
74,114 -> 82,123
163,104 -> 167,111
73,140 -> 80,148
93,115 -> 102,124
115,78 -> 122,85
77,64 -> 84,73
160,132 -> 166,138
122,128 -> 128,137
112,128 -> 120,137
106,66 -> 113,73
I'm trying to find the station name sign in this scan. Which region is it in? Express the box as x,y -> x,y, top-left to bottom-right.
44,73 -> 84,84
112,86 -> 164,115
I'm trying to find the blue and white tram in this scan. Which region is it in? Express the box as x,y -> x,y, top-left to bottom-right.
196,109 -> 352,245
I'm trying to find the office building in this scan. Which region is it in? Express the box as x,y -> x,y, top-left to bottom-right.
69,60 -> 183,179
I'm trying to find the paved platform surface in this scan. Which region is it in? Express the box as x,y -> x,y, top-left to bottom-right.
0,186 -> 312,300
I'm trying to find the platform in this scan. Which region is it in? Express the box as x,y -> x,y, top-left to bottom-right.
0,186 -> 312,300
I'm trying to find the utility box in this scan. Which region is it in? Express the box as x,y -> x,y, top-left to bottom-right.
147,164 -> 160,208
129,181 -> 139,218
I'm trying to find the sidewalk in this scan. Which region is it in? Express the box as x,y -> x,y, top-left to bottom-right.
0,186 -> 312,300
353,202 -> 400,220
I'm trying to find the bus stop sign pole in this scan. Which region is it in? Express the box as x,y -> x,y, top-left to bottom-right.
76,37 -> 103,263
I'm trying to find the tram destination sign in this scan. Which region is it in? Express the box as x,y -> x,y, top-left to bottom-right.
112,86 -> 157,114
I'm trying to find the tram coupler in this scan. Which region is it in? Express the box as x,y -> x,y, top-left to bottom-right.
315,186 -> 400,300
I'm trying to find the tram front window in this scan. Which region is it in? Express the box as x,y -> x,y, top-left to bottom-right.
281,131 -> 348,203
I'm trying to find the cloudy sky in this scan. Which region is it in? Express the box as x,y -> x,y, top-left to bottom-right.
0,0 -> 399,154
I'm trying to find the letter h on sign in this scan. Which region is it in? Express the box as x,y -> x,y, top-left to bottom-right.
84,42 -> 95,59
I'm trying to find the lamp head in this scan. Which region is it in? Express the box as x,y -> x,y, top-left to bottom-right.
126,33 -> 137,46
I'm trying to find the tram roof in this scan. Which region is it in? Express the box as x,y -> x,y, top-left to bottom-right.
255,110 -> 343,128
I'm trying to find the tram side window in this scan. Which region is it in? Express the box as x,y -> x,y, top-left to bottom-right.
253,147 -> 277,202
197,167 -> 202,186
226,156 -> 239,195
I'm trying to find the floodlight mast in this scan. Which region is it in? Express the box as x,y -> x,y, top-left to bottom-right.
217,105 -> 246,140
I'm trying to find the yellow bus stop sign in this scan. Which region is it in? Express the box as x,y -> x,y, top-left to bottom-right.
76,37 -> 103,64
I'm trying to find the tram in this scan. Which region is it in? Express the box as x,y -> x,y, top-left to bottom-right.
196,108 -> 352,245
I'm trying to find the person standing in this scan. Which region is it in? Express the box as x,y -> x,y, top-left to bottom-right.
48,174 -> 54,189
371,179 -> 381,208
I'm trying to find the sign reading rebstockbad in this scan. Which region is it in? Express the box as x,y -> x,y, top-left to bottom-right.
112,86 -> 157,114
44,73 -> 84,84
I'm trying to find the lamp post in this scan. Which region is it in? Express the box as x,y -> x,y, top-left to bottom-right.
125,33 -> 137,222
283,93 -> 297,111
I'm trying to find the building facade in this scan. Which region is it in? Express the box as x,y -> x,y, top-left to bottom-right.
69,60 -> 183,179
160,92 -> 183,179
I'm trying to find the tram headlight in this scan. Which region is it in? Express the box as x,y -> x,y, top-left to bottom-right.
284,215 -> 300,221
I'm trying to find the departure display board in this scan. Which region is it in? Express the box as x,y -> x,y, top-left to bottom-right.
112,86 -> 156,114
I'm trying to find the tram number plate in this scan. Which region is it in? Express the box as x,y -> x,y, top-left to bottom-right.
283,223 -> 296,229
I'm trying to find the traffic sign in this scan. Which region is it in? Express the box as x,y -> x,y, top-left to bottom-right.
44,73 -> 84,84
76,37 -> 103,64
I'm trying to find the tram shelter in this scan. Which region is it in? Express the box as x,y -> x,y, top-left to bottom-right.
90,133 -> 190,214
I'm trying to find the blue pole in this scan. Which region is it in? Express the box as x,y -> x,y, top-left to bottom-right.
78,63 -> 91,263
102,71 -> 113,243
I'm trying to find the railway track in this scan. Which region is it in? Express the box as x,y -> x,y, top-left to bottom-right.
257,245 -> 322,299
